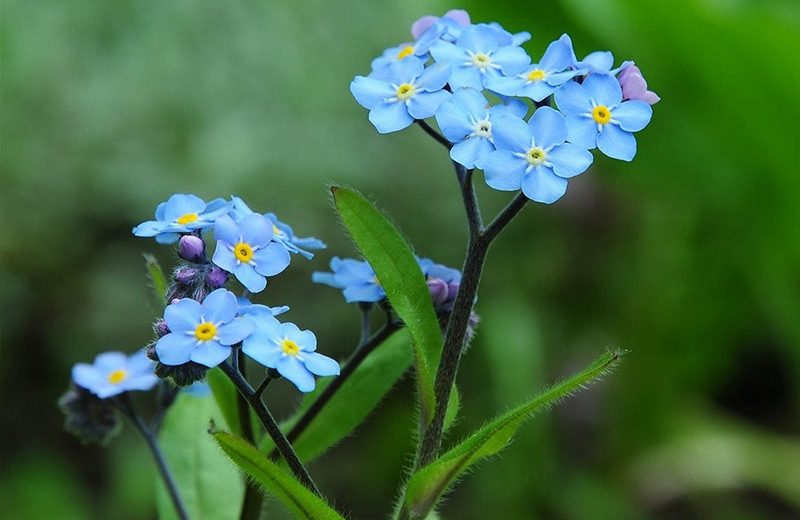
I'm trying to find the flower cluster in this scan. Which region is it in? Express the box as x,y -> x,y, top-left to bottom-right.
350,11 -> 657,203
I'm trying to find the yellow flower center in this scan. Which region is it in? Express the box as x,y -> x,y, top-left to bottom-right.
107,369 -> 127,385
281,339 -> 300,356
525,146 -> 547,166
194,322 -> 217,341
527,69 -> 546,82
272,224 -> 282,236
234,242 -> 254,262
396,83 -> 416,101
471,53 -> 492,70
397,45 -> 415,60
592,105 -> 611,125
177,213 -> 198,225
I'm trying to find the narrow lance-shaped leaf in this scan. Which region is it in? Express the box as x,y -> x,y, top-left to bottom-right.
213,431 -> 346,520
331,186 -> 443,425
144,253 -> 168,305
400,350 -> 627,520
206,367 -> 243,438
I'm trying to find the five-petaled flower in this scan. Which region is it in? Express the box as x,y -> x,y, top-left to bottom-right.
242,315 -> 339,392
312,257 -> 385,303
212,214 -> 291,293
132,194 -> 231,244
72,350 -> 158,399
555,74 -> 653,161
155,289 -> 255,368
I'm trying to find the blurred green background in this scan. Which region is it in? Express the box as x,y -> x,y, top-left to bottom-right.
2,0 -> 799,518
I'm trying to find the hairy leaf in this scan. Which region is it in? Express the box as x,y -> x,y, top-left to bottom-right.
144,253 -> 168,305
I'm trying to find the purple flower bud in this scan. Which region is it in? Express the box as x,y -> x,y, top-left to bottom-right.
206,266 -> 228,289
178,235 -> 206,263
427,278 -> 450,305
154,319 -> 170,338
175,266 -> 199,285
618,64 -> 660,105
446,281 -> 460,303
411,9 -> 470,39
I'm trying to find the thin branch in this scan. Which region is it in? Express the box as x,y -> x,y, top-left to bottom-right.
416,120 -> 452,150
483,192 -> 528,242
455,165 -> 483,236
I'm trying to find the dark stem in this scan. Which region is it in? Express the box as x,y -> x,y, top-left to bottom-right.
484,192 -> 528,242
416,120 -> 452,150
455,164 -> 482,236
114,394 -> 189,520
235,350 -> 263,520
254,375 -> 273,398
219,361 -> 321,496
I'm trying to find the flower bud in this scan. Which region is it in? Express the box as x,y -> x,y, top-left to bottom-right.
446,281 -> 460,303
178,235 -> 206,263
59,385 -> 121,445
427,278 -> 450,305
154,319 -> 170,338
175,266 -> 199,285
206,266 -> 228,289
154,361 -> 208,387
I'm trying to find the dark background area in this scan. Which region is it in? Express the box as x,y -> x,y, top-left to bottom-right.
2,0 -> 799,518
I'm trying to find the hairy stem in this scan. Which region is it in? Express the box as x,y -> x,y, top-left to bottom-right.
235,351 -> 263,520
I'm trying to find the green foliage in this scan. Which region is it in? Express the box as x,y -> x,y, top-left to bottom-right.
206,367 -> 243,438
156,393 -> 243,520
400,350 -> 626,520
213,430 -> 346,520
331,187 -> 443,425
144,254 -> 168,305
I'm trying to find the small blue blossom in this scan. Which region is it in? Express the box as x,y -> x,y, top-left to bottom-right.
237,296 -> 290,318
429,24 -> 530,91
558,34 -> 631,75
242,315 -> 339,393
72,350 -> 158,399
312,257 -> 385,303
435,88 -> 527,169
483,106 -> 594,203
370,25 -> 443,75
351,56 -> 452,133
487,22 -> 531,46
212,214 -> 291,293
486,38 -> 581,102
230,196 -> 326,259
554,75 -> 653,161
155,288 -> 255,368
411,9 -> 471,41
132,194 -> 232,244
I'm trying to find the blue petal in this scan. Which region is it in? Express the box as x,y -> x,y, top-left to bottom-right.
517,80 -> 555,102
582,74 -> 622,106
484,74 -> 522,96
292,236 -> 326,250
94,352 -> 127,372
565,115 -> 598,149
407,90 -> 451,120
72,364 -> 105,392
388,55 -> 425,83
127,350 -> 155,374
162,194 -> 206,222
483,150 -> 526,191
429,40 -> 465,64
548,143 -> 594,178
546,69 -> 580,86
121,374 -> 159,392
201,289 -> 237,324
302,352 -> 340,377
597,124 -> 637,161
239,213 -> 273,246
156,333 -> 197,366
212,244 -> 237,274
491,98 -> 528,119
214,214 -> 240,245
511,31 -> 532,46
312,271 -> 343,289
521,166 -> 569,204
350,76 -> 394,109
234,263 -> 267,293
580,51 -> 614,73
243,334 -> 282,368
217,317 -> 255,345
612,100 -> 652,132
491,114 -> 531,152
448,65 -> 483,90
554,80 -> 592,115
253,242 -> 291,277
458,25 -> 502,53
417,62 -> 451,92
492,46 -> 531,75
435,96 -> 474,142
343,283 -> 385,303
529,106 -> 567,147
277,357 -> 316,392
539,39 -> 572,71
369,102 -> 413,133
132,220 -> 163,237
283,324 -> 317,351
155,232 -> 180,244
451,137 -> 494,169
164,298 -> 202,333
190,341 -> 231,368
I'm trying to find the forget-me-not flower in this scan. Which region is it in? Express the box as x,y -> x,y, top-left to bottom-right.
558,34 -> 631,76
351,56 -> 451,133
312,257 -> 385,303
618,63 -> 660,105
483,106 -> 594,203
411,9 -> 471,41
242,315 -> 339,393
132,194 -> 232,244
212,214 -> 291,293
554,74 -> 653,161
370,25 -> 443,75
418,257 -> 462,306
429,24 -> 530,91
155,288 -> 255,368
435,88 -> 526,169
237,296 -> 290,319
486,38 -> 581,102
72,350 -> 158,399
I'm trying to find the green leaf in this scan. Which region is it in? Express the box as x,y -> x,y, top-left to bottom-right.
144,253 -> 168,305
156,393 -> 243,520
262,329 -> 413,462
401,350 -> 626,520
206,367 -> 242,438
213,431 -> 346,520
331,186 -> 442,424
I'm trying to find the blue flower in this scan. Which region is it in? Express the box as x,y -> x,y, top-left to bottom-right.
435,88 -> 527,169
242,316 -> 339,392
411,9 -> 471,41
558,34 -> 631,75
132,194 -> 232,244
237,296 -> 290,318
351,56 -> 451,133
554,75 -> 653,161
486,38 -> 581,102
312,257 -> 385,303
483,106 -> 594,203
72,350 -> 158,399
429,24 -> 530,91
230,196 -> 326,259
212,214 -> 291,293
156,289 -> 255,368
370,25 -> 443,75
487,22 -> 531,46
